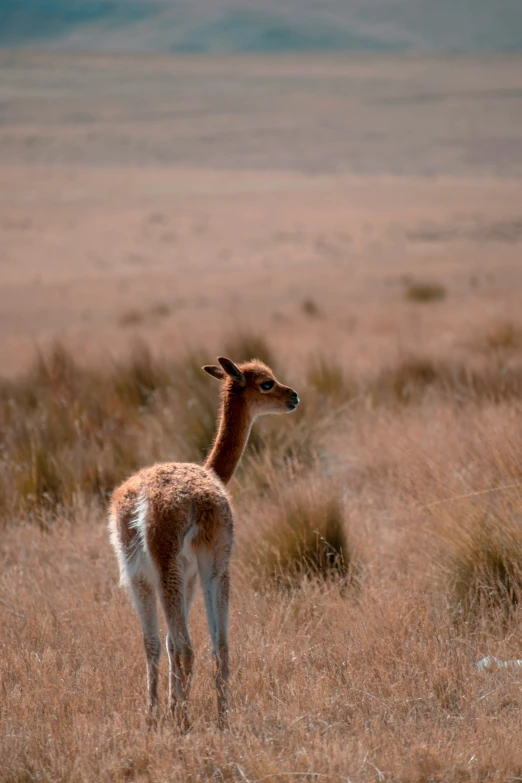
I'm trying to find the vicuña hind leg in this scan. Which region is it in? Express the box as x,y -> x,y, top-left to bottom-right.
197,543 -> 231,728
159,573 -> 194,731
128,576 -> 161,724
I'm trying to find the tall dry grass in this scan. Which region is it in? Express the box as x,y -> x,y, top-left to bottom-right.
2,334 -> 522,781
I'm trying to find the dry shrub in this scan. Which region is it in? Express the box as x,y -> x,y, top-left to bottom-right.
244,474 -> 356,587
404,279 -> 447,302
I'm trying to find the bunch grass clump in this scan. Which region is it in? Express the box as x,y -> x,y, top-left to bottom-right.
404,279 -> 447,302
245,475 -> 357,588
301,297 -> 322,318
435,496 -> 522,623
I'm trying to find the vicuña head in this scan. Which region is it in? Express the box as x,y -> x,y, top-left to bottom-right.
109,356 -> 299,730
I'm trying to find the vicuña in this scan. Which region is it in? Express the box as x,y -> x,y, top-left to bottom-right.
109,356 -> 299,729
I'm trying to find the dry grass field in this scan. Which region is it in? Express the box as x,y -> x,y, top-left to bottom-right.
2,52 -> 522,782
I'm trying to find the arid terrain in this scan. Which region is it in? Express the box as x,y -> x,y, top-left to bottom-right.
1,51 -> 522,782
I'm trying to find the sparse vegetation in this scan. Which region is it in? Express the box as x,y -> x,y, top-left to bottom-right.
404,279 -> 447,302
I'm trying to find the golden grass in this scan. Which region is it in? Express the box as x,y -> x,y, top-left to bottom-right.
3,339 -> 522,781
2,515 -> 522,782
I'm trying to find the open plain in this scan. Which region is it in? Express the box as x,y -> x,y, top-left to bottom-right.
1,51 -> 522,781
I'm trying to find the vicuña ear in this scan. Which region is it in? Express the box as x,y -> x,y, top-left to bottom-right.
202,364 -> 226,381
218,357 -> 245,384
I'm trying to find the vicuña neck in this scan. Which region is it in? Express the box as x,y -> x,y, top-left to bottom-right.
204,394 -> 252,485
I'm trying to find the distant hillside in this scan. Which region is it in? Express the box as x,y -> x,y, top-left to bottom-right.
2,0 -> 522,53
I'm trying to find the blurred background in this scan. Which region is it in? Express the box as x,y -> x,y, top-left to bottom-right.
1,1 -> 522,377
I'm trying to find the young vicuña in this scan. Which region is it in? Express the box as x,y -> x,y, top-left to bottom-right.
108,356 -> 299,729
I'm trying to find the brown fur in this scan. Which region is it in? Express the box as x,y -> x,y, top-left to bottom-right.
108,356 -> 299,729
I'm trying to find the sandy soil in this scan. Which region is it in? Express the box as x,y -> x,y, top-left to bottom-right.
1,51 -> 521,375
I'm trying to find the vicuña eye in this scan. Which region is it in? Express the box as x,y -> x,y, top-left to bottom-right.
260,380 -> 274,391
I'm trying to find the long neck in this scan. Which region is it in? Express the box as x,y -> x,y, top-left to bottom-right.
204,394 -> 252,485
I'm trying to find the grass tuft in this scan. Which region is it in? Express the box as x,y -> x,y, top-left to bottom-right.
246,475 -> 356,587
452,519 -> 522,620
404,280 -> 447,302
301,297 -> 322,317
118,309 -> 144,327
434,496 -> 522,623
